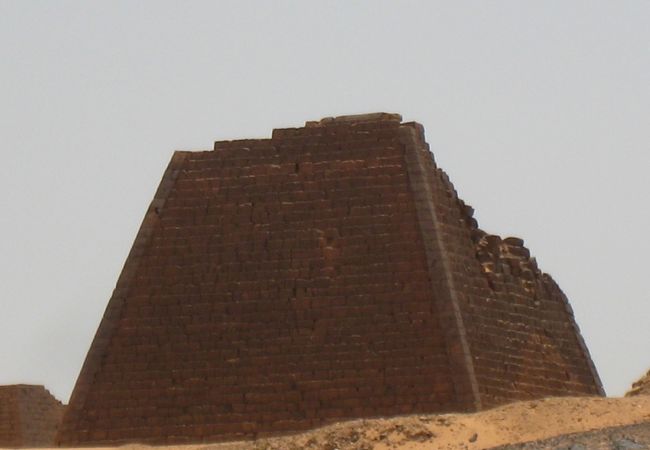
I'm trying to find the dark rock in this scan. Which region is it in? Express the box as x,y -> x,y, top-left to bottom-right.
503,236 -> 524,247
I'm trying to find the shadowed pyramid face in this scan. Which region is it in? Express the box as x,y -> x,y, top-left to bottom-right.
56,113 -> 602,446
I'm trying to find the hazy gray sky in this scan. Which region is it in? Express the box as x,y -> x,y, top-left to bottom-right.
1,1 -> 648,403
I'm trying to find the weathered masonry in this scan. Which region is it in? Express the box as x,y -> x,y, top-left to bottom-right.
57,113 -> 603,445
0,385 -> 64,447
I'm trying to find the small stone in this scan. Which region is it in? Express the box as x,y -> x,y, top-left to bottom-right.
508,245 -> 530,258
471,229 -> 486,241
483,234 -> 501,250
468,432 -> 478,443
503,236 -> 524,247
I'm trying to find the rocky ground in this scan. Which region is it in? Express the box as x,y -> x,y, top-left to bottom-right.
490,422 -> 650,450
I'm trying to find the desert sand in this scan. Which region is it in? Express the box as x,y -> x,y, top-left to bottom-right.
10,395 -> 650,450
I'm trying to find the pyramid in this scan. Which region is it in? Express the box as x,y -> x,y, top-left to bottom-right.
57,113 -> 603,445
626,369 -> 650,397
0,385 -> 65,447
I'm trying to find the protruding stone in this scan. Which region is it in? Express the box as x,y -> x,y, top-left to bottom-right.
503,236 -> 524,247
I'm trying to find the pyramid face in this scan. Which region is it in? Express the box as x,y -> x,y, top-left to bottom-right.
0,385 -> 65,447
57,113 -> 603,445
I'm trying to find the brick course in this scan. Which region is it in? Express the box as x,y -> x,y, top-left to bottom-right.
56,113 -> 602,445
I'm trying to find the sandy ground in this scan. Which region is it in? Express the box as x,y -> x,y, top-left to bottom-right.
11,396 -> 650,450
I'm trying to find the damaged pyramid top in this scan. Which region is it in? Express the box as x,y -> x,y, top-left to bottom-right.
58,113 -> 602,446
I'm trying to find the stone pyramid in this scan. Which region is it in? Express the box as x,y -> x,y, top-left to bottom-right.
0,385 -> 64,447
626,369 -> 650,397
57,113 -> 603,445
